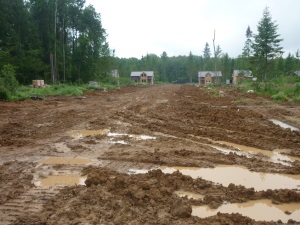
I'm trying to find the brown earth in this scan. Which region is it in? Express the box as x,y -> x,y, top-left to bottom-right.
0,84 -> 300,224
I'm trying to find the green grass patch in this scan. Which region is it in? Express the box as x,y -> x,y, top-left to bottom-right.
237,76 -> 300,102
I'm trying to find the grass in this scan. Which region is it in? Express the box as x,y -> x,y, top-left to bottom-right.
0,76 -> 138,101
237,76 -> 300,102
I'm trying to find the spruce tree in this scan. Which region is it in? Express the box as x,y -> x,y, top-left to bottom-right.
252,7 -> 283,80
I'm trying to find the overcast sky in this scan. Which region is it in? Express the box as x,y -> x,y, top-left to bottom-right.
85,0 -> 300,59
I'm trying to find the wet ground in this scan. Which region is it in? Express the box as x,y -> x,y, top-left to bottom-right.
0,84 -> 300,224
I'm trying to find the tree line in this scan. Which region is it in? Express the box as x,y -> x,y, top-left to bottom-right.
115,7 -> 299,83
0,0 -> 112,85
1,3 -> 299,86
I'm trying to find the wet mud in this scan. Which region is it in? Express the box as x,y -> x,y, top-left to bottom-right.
0,84 -> 300,224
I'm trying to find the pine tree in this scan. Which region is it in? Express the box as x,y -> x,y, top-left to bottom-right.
242,26 -> 253,58
252,7 -> 283,80
203,42 -> 211,59
203,42 -> 212,70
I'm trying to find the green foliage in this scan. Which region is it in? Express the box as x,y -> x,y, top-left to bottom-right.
0,64 -> 19,93
271,92 -> 289,101
0,86 -> 10,100
0,0 -> 111,85
119,77 -> 134,86
252,7 -> 283,80
13,84 -> 87,100
0,64 -> 20,100
238,76 -> 300,102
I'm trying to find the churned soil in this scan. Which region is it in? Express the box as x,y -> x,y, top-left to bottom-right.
0,84 -> 299,224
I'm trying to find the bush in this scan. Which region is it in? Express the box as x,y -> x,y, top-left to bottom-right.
0,86 -> 10,100
271,92 -> 289,101
0,64 -> 19,94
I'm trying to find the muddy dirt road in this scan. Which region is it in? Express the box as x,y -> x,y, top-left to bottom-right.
0,84 -> 300,224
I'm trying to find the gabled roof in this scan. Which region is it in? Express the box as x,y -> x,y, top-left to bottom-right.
233,70 -> 253,77
131,71 -> 154,77
294,71 -> 300,76
198,71 -> 222,78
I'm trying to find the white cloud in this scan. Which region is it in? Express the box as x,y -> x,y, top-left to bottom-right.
86,0 -> 300,58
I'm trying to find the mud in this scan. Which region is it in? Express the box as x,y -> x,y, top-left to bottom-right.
0,84 -> 300,224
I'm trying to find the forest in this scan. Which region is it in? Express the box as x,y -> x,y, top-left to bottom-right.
0,1 -> 300,87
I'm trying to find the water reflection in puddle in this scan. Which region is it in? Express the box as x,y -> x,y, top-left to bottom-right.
129,134 -> 156,140
108,133 -> 156,140
128,169 -> 149,174
66,129 -> 156,141
41,157 -> 91,165
108,140 -> 129,145
270,119 -> 300,132
192,199 -> 300,223
36,175 -> 86,187
213,141 -> 299,166
174,191 -> 204,200
161,165 -> 300,191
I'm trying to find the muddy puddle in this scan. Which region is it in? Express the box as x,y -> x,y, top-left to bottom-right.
270,119 -> 300,132
191,134 -> 299,166
161,165 -> 300,191
128,169 -> 149,174
174,190 -> 204,200
66,129 -> 156,141
35,175 -> 86,187
108,133 -> 156,140
40,157 -> 91,165
192,199 -> 300,223
213,141 -> 299,166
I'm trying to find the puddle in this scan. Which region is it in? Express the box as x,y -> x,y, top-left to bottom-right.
67,129 -> 156,141
66,129 -> 110,139
36,175 -> 86,187
107,132 -> 127,137
129,134 -> 156,140
192,199 -> 300,223
108,133 -> 156,140
161,165 -> 300,191
174,191 -> 204,200
128,169 -> 149,174
189,134 -> 299,166
108,140 -> 129,145
270,119 -> 299,132
214,141 -> 299,166
206,144 -> 245,157
40,157 -> 91,165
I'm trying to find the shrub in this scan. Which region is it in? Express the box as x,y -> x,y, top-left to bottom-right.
0,64 -> 19,94
0,86 -> 10,100
271,92 -> 289,101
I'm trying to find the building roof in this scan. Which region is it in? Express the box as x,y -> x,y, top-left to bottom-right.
233,70 -> 253,77
131,71 -> 154,77
294,71 -> 300,76
198,71 -> 222,78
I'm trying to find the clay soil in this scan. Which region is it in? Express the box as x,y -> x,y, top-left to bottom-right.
0,84 -> 300,224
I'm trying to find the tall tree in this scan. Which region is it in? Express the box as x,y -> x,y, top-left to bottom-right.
242,26 -> 253,58
203,42 -> 212,70
285,53 -> 295,74
252,7 -> 283,80
187,51 -> 195,83
203,42 -> 211,59
160,51 -> 168,82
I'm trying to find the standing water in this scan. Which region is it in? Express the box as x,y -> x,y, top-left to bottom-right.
192,199 -> 300,223
161,165 -> 300,191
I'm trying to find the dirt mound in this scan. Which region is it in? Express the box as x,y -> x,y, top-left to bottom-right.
14,167 -> 299,224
